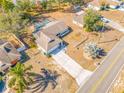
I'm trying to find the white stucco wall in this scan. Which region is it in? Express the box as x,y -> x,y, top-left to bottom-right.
37,43 -> 60,54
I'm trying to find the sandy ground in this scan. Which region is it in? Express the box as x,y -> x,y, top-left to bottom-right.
25,48 -> 78,93
108,67 -> 124,93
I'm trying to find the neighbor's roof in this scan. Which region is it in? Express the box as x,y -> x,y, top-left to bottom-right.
0,40 -> 21,64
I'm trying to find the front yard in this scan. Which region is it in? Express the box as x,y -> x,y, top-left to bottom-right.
42,11 -> 124,71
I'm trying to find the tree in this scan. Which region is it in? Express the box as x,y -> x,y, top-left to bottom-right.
83,9 -> 103,32
8,63 -> 32,93
0,0 -> 15,12
40,0 -> 48,10
0,9 -> 28,37
15,0 -> 35,12
28,68 -> 60,93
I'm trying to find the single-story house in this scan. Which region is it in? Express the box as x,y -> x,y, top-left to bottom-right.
73,11 -> 85,27
33,20 -> 70,54
0,40 -> 21,66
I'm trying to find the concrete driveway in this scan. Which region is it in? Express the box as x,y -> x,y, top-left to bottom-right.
52,50 -> 92,86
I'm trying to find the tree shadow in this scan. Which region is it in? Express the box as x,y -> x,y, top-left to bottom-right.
28,68 -> 60,93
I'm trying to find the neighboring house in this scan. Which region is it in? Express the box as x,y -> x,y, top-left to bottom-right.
73,11 -> 85,27
33,20 -> 70,54
88,0 -> 119,9
0,40 -> 21,66
10,34 -> 27,52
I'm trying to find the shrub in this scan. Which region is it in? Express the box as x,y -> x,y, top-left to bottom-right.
83,9 -> 104,32
83,42 -> 105,59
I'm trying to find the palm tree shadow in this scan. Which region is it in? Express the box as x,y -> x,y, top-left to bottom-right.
28,68 -> 60,93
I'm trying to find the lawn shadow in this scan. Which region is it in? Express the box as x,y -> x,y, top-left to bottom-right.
27,69 -> 60,93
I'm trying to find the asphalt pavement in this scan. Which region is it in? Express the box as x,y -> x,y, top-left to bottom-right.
77,37 -> 124,93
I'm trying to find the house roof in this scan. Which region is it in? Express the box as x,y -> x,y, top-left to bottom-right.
34,20 -> 68,52
42,21 -> 69,37
0,40 -> 21,64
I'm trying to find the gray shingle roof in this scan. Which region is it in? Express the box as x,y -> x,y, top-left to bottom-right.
34,20 -> 69,53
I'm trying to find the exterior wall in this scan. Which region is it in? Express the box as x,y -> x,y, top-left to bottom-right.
37,43 -> 60,54
37,43 -> 46,53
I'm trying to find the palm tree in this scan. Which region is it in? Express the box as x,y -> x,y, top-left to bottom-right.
28,68 -> 60,93
8,63 -> 32,93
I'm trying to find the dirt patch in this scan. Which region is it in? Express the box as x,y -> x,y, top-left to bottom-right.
100,10 -> 124,27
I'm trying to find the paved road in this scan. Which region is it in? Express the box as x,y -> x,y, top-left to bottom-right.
77,37 -> 124,93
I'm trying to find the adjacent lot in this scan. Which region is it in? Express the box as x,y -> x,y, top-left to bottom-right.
100,10 -> 124,27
